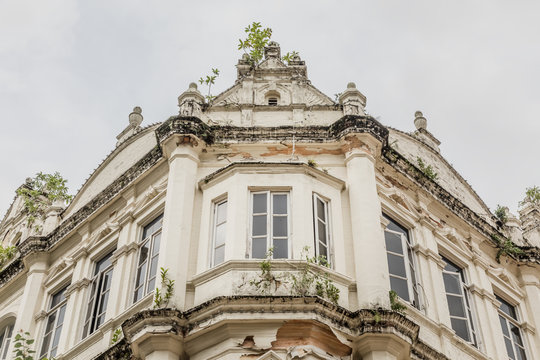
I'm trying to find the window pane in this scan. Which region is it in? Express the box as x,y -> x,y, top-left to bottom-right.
51,325 -> 62,353
149,256 -> 159,281
214,246 -> 225,265
443,258 -> 461,273
273,216 -> 287,237
515,346 -> 527,360
443,273 -> 462,295
95,253 -> 113,275
135,264 -> 146,290
447,294 -> 466,318
152,233 -> 161,256
511,324 -> 524,346
215,223 -> 226,246
273,239 -> 288,259
252,237 -> 267,258
318,220 -> 327,244
44,312 -> 56,333
39,330 -> 52,357
497,295 -> 517,319
505,337 -> 516,359
217,202 -> 227,223
451,318 -> 471,342
273,194 -> 287,214
389,276 -> 410,302
148,278 -> 156,292
319,244 -> 328,259
316,198 -> 325,221
499,315 -> 510,336
385,231 -> 403,254
252,215 -> 267,236
50,287 -> 67,309
253,193 -> 267,213
138,242 -> 150,266
134,287 -> 144,302
387,253 -> 407,278
143,214 -> 163,239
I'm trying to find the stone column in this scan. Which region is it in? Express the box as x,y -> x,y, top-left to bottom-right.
157,134 -> 201,310
520,267 -> 540,358
13,252 -> 48,335
345,135 -> 390,308
354,335 -> 408,360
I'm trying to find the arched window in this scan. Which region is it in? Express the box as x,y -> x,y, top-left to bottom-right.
0,321 -> 14,360
265,91 -> 280,106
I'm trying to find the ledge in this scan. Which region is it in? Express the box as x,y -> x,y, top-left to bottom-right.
115,295 -> 448,360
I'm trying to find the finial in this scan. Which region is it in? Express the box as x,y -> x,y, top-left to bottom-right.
414,111 -> 427,130
188,82 -> 198,90
129,107 -> 143,127
264,41 -> 281,59
347,82 -> 356,89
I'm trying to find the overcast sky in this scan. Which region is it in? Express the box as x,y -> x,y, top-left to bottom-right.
0,0 -> 538,219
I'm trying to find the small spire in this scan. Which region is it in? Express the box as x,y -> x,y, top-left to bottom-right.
116,106 -> 144,146
129,106 -> 143,128
414,111 -> 427,130
264,41 -> 281,59
339,82 -> 366,116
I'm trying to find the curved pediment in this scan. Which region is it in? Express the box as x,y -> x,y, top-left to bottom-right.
63,126 -> 159,218
388,129 -> 492,219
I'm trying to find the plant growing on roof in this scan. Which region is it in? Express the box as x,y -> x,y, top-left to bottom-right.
520,186 -> 540,206
198,68 -> 220,103
250,248 -> 281,294
110,327 -> 123,345
389,290 -> 407,314
238,22 -> 273,65
16,172 -> 72,233
491,234 -> 525,263
494,205 -> 508,225
0,244 -> 17,268
153,267 -> 175,308
416,157 -> 438,181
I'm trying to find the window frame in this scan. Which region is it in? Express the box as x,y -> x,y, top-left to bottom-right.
382,214 -> 420,308
496,294 -> 528,360
250,191 -> 290,259
0,322 -> 14,360
82,251 -> 115,338
133,214 -> 163,303
211,199 -> 228,267
312,193 -> 331,265
39,285 -> 69,359
441,256 -> 478,346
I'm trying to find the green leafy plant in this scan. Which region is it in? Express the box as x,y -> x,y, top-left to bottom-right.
282,50 -> 299,64
16,172 -> 72,232
289,247 -> 340,305
389,290 -> 407,314
250,248 -> 280,294
494,205 -> 508,225
238,22 -> 273,65
520,186 -> 540,206
416,157 -> 438,181
153,267 -> 175,308
307,159 -> 317,168
0,244 -> 17,268
110,327 -> 123,345
198,68 -> 220,103
491,234 -> 525,263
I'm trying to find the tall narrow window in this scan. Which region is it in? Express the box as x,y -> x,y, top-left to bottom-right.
133,214 -> 163,303
441,256 -> 477,345
83,251 -> 114,338
0,323 -> 13,360
313,194 -> 330,263
496,295 -> 528,360
383,214 -> 419,307
251,191 -> 289,259
212,200 -> 227,266
40,285 -> 68,359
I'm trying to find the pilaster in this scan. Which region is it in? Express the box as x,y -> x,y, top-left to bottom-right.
157,134 -> 202,310
519,266 -> 540,357
345,135 -> 389,308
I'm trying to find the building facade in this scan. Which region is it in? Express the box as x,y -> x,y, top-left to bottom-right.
0,42 -> 539,360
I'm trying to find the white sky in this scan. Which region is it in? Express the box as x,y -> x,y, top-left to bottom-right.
0,0 -> 538,218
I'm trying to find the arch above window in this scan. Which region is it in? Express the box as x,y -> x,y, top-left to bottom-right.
265,90 -> 280,106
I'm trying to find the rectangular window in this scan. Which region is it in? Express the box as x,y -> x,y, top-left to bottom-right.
251,191 -> 289,259
212,200 -> 227,266
441,256 -> 477,345
83,251 -> 114,338
383,214 -> 420,307
133,214 -> 163,303
40,285 -> 68,359
496,295 -> 528,360
313,194 -> 330,263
